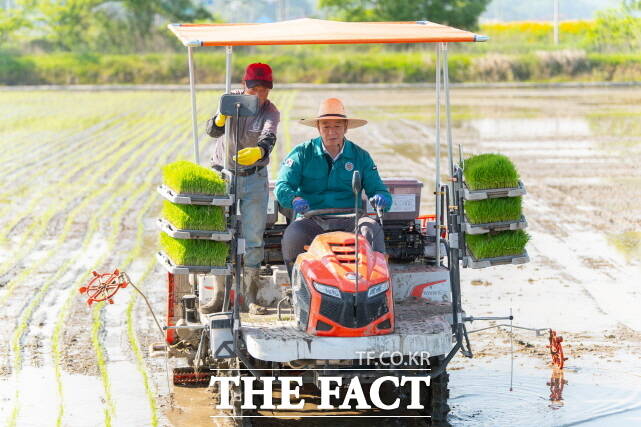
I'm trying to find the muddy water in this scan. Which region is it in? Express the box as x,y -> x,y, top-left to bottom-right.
449,358 -> 641,426
1,87 -> 641,426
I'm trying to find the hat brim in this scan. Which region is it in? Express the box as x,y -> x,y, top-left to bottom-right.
245,79 -> 273,89
299,116 -> 368,129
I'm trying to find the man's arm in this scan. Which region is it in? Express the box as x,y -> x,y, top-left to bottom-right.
206,113 -> 226,138
275,147 -> 304,209
362,152 -> 392,210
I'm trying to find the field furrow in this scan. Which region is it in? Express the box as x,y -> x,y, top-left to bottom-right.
0,98 -> 187,300
4,112 -> 190,425
0,95 -> 174,226
0,92 -> 132,171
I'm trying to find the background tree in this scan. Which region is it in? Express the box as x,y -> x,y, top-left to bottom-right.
590,0 -> 641,52
33,0 -> 212,52
35,0 -> 103,51
0,1 -> 35,48
319,0 -> 492,30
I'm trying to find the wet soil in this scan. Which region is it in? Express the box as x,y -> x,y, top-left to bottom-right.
1,87 -> 640,426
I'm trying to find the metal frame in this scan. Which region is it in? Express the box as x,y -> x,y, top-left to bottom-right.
187,46 -> 199,164
223,45 -> 233,170
178,32 -> 479,377
433,42 -> 455,266
186,44 -> 234,168
434,44 -> 441,265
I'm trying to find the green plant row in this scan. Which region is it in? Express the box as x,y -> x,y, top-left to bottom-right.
160,160 -> 230,265
162,200 -> 226,231
464,153 -> 519,191
463,154 -> 522,223
160,231 -> 229,266
48,117 -> 190,426
0,95 -> 177,303
162,160 -> 226,195
10,123 -> 176,426
465,197 -> 522,224
3,50 -> 641,85
466,230 -> 530,260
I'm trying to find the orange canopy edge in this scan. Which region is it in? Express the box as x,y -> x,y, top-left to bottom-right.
168,18 -> 486,47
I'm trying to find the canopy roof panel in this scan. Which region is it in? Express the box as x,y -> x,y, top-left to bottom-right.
169,18 -> 485,47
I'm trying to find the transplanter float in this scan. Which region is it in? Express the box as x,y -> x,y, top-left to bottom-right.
147,18 -> 534,425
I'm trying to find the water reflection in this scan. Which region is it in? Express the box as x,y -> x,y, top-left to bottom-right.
448,362 -> 641,426
547,368 -> 567,409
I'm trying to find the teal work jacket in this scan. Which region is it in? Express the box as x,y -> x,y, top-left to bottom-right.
275,137 -> 391,211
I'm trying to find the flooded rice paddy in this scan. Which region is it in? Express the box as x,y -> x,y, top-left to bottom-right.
1,87 -> 640,426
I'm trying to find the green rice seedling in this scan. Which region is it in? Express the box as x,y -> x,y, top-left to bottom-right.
465,197 -> 522,224
464,153 -> 519,190
162,200 -> 226,231
466,230 -> 530,260
160,232 -> 229,266
162,160 -> 226,195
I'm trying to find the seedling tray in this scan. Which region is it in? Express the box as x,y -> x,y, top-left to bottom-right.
156,251 -> 232,275
156,218 -> 233,241
462,249 -> 530,269
157,184 -> 234,206
463,215 -> 528,235
462,181 -> 526,201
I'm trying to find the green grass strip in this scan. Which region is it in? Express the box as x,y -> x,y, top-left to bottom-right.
464,153 -> 520,190
4,93 -> 186,426
160,231 -> 229,266
0,98 -> 172,277
46,111 -> 188,426
465,197 -> 522,224
162,160 -> 226,195
91,301 -> 113,426
125,260 -> 160,427
161,200 -> 226,231
0,94 -> 186,306
466,230 -> 530,259
0,106 -> 172,306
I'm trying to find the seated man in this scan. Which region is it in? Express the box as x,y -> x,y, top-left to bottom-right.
275,98 -> 392,275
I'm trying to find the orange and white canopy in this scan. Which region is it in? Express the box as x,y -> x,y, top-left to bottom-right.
169,18 -> 485,47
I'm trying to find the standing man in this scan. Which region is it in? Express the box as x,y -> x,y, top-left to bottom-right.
275,98 -> 392,276
202,63 -> 280,315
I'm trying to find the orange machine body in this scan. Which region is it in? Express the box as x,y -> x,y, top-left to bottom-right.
293,231 -> 394,337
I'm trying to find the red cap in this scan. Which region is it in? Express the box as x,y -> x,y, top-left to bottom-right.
243,63 -> 273,89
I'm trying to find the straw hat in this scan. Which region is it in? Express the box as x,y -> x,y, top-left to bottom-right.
299,98 -> 368,129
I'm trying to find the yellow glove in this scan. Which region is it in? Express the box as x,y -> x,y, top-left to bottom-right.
214,114 -> 228,127
234,147 -> 264,166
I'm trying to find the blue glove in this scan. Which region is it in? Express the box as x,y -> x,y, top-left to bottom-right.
292,198 -> 310,217
370,194 -> 392,211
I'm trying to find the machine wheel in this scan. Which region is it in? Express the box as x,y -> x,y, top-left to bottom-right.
422,356 -> 450,425
172,367 -> 212,387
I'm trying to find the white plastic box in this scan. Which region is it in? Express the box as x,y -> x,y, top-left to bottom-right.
367,178 -> 424,221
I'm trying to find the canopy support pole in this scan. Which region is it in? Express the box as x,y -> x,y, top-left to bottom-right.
188,46 -> 199,164
443,43 -> 454,196
223,45 -> 233,171
434,43 -> 442,266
